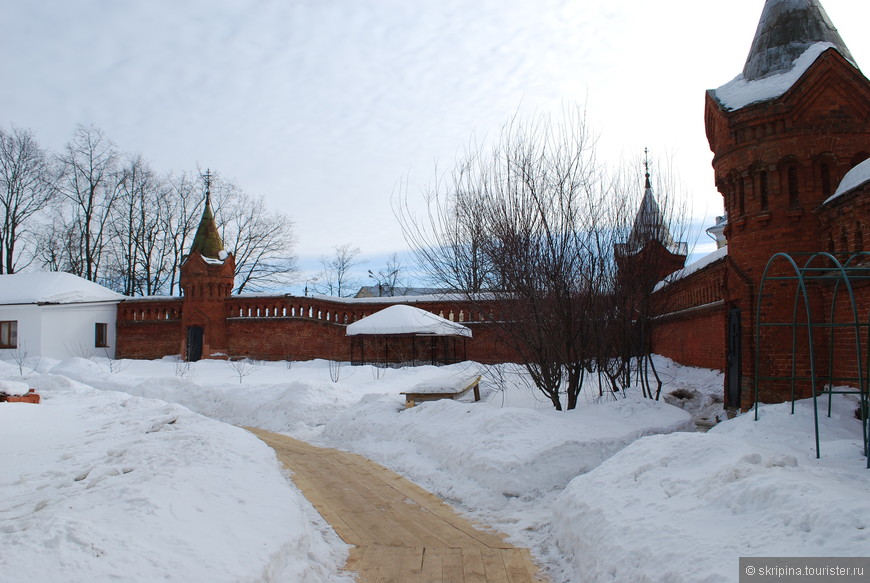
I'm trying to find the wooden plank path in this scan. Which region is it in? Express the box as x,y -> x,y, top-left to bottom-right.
246,428 -> 547,583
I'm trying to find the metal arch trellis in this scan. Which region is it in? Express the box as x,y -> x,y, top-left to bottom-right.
755,252 -> 870,469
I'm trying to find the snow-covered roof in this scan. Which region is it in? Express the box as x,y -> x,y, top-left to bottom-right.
714,42 -> 842,111
0,272 -> 124,305
346,304 -> 472,338
654,246 -> 729,292
824,158 -> 870,204
713,0 -> 858,112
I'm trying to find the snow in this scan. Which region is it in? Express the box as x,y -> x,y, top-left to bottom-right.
0,374 -> 343,583
1,353 -> 867,583
553,395 -> 870,583
346,303 -> 472,337
0,379 -> 30,396
655,244 -> 728,292
0,272 -> 124,304
0,370 -> 349,583
407,371 -> 481,393
825,157 -> 870,204
319,392 -> 694,509
714,42 -> 838,111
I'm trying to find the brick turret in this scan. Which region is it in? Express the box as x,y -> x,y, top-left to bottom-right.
701,0 -> 870,408
615,156 -> 688,288
705,0 -> 870,283
179,174 -> 235,360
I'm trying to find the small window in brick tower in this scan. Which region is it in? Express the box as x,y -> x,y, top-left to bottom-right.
95,323 -> 108,348
0,321 -> 17,348
788,165 -> 799,208
820,162 -> 832,198
759,171 -> 769,211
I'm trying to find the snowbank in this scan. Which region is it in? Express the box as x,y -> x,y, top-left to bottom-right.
9,354 -> 858,583
552,396 -> 870,583
318,393 -> 694,509
0,372 -> 349,583
47,357 -> 457,434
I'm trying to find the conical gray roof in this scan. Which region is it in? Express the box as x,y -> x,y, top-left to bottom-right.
627,181 -> 677,252
743,0 -> 854,81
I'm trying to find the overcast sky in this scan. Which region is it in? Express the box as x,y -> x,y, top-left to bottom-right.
3,0 -> 869,276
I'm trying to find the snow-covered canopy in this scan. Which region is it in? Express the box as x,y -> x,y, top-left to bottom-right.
346,304 -> 472,338
0,272 -> 124,305
825,158 -> 870,204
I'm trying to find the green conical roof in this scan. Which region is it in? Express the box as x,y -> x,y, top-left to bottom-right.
190,194 -> 225,260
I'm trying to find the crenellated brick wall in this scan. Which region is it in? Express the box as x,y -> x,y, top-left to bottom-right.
117,293 -> 522,364
116,298 -> 184,359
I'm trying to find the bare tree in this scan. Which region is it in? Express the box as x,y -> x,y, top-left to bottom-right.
36,210 -> 84,274
106,154 -> 173,295
367,252 -> 404,296
0,126 -> 55,274
208,173 -> 298,294
396,163 -> 495,294
608,153 -> 692,400
227,357 -> 258,383
399,109 -> 624,410
314,243 -> 363,297
163,171 -> 205,295
55,125 -> 122,282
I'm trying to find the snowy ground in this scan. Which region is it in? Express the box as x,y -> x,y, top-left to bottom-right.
1,354 -> 867,582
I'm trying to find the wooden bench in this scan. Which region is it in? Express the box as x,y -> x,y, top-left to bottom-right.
401,375 -> 482,408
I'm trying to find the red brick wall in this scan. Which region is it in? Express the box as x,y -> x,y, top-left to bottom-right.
651,307 -> 727,371
116,299 -> 184,359
117,293 -> 524,364
227,317 -> 349,361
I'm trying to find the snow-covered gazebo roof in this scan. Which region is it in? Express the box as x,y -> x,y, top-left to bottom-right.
346,305 -> 472,338
0,272 -> 124,305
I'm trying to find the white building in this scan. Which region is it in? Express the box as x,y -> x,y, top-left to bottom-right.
0,272 -> 123,360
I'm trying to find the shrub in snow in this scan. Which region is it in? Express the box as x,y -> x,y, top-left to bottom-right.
227,356 -> 257,383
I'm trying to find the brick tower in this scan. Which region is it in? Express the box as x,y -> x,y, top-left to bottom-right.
706,0 -> 870,281
704,0 -> 870,407
179,173 -> 235,361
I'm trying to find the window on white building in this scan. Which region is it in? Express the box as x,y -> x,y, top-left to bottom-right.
95,323 -> 108,348
0,321 -> 18,348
